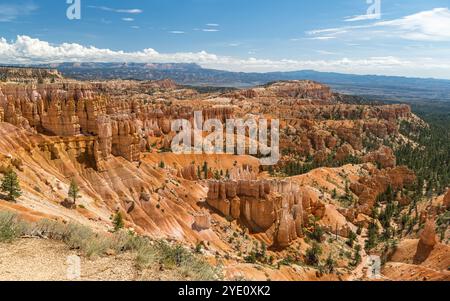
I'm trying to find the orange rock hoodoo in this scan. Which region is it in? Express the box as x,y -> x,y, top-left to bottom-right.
0,79 -> 423,256
206,178 -> 328,248
0,82 -> 234,167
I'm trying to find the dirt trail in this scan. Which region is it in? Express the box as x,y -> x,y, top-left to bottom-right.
347,236 -> 368,280
346,234 -> 391,281
0,238 -> 139,281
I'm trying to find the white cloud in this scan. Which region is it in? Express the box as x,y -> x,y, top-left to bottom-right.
345,14 -> 381,22
206,23 -> 220,27
88,6 -> 143,14
307,27 -> 361,35
0,2 -> 38,22
122,18 -> 134,22
202,29 -> 220,32
308,8 -> 450,42
375,8 -> 450,41
316,50 -> 338,55
1,35 -> 450,78
309,36 -> 336,40
169,31 -> 185,34
0,35 -> 219,65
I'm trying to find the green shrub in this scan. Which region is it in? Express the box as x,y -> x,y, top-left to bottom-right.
305,242 -> 322,267
324,253 -> 336,273
0,212 -> 27,242
308,224 -> 324,242
153,240 -> 219,280
346,230 -> 357,247
135,245 -> 157,269
112,212 -> 125,232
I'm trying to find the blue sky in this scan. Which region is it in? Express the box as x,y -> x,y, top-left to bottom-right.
1,0 -> 450,78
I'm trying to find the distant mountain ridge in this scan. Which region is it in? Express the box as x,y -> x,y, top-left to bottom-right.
3,62 -> 450,102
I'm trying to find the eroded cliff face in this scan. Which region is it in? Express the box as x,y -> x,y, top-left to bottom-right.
0,67 -> 62,84
205,164 -> 417,248
350,165 -> 416,215
0,82 -> 239,167
0,80 -> 414,171
0,122 -> 234,248
228,80 -> 334,101
221,81 -> 412,163
206,178 -> 312,247
0,80 -> 418,239
363,145 -> 397,169
2,78 -> 440,281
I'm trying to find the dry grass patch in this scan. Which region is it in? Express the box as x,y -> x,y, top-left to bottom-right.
0,211 -> 221,280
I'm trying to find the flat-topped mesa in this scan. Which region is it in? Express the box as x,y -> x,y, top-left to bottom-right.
265,80 -> 334,99
88,78 -> 179,92
0,66 -> 63,84
229,80 -> 334,101
279,104 -> 411,121
206,178 -> 317,248
149,79 -> 179,90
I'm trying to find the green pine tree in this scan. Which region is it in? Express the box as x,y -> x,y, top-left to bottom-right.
331,188 -> 338,199
159,161 -> 165,169
68,179 -> 80,205
1,168 -> 22,202
365,222 -> 379,250
203,161 -> 208,179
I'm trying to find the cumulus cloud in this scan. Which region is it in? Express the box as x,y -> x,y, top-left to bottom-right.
169,31 -> 185,34
122,18 -> 134,22
0,35 -> 219,65
308,8 -> 450,42
1,35 -> 449,78
0,2 -> 38,22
